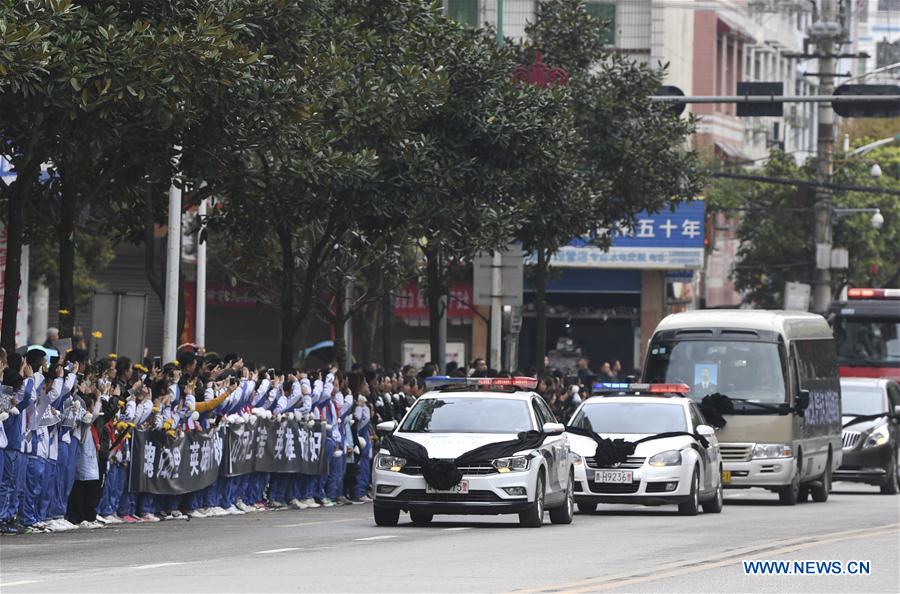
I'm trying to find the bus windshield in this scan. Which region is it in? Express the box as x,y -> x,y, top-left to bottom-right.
644,340 -> 787,405
833,317 -> 900,366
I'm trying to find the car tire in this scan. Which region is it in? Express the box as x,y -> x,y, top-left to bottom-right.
779,462 -> 801,506
577,501 -> 597,514
811,454 -> 831,502
549,471 -> 575,525
880,449 -> 899,495
701,472 -> 724,514
678,468 -> 700,516
373,505 -> 400,527
409,510 -> 433,525
519,472 -> 545,528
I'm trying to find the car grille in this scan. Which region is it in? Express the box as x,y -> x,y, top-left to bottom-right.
400,464 -> 497,476
394,489 -> 503,503
585,456 -> 645,470
842,431 -> 861,450
720,444 -> 752,462
587,481 -> 641,494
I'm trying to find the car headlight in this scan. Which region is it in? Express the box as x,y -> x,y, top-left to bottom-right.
863,426 -> 889,449
492,456 -> 530,473
648,450 -> 682,467
572,453 -> 583,466
375,454 -> 406,471
752,443 -> 793,459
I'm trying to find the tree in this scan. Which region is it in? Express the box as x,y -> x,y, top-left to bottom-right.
519,0 -> 704,370
705,146 -> 900,307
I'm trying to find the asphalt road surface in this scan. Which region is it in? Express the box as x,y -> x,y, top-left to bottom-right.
1,483 -> 897,593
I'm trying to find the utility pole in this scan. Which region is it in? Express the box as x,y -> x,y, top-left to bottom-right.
195,198 -> 207,350
489,0 -> 505,371
162,163 -> 182,362
811,0 -> 839,313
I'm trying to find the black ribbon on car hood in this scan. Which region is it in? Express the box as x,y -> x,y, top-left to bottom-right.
566,426 -> 710,468
380,430 -> 547,491
842,413 -> 887,429
699,393 -> 734,429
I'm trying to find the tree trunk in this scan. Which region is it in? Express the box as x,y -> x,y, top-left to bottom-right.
277,224 -> 296,370
381,291 -> 392,368
534,248 -> 548,374
143,188 -> 165,308
1,191 -> 25,352
332,276 -> 348,371
359,300 -> 379,368
425,245 -> 443,369
58,178 -> 77,339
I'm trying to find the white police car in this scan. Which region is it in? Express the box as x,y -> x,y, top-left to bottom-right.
373,377 -> 575,528
567,383 -> 724,516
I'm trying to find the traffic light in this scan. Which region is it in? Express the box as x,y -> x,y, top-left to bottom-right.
832,84 -> 900,118
655,85 -> 685,116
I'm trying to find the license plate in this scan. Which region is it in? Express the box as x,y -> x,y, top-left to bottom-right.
425,480 -> 469,494
595,470 -> 633,484
721,470 -> 731,484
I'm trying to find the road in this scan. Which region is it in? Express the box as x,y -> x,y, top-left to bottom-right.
1,483 -> 897,593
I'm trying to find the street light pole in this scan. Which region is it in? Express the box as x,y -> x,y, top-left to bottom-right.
812,0 -> 838,313
489,0 -> 505,371
162,174 -> 182,362
195,198 -> 207,350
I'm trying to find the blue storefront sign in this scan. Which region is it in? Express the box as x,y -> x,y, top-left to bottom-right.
535,200 -> 705,270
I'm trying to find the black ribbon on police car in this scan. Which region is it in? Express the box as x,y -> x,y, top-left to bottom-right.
565,425 -> 710,468
842,413 -> 888,429
380,430 -> 547,491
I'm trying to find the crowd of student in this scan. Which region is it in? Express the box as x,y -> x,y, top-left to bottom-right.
0,345 -> 437,534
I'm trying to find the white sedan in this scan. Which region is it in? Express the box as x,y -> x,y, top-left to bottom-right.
373,377 -> 576,528
566,391 -> 723,515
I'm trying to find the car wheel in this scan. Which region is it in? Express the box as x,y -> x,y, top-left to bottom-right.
576,501 -> 597,514
779,462 -> 801,506
811,454 -> 831,502
549,471 -> 575,525
678,468 -> 700,516
880,448 -> 899,495
373,505 -> 400,527
701,471 -> 724,514
409,510 -> 433,525
519,472 -> 545,528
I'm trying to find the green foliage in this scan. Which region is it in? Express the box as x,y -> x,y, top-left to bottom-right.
706,146 -> 900,307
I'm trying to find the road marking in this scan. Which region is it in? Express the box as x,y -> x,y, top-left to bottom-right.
355,535 -> 398,541
254,548 -> 301,555
513,523 -> 900,594
130,562 -> 185,570
442,527 -> 472,531
0,581 -> 40,587
279,518 -> 357,528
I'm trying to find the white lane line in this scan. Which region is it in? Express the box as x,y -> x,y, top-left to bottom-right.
130,562 -> 185,570
279,518 -> 357,528
254,547 -> 301,555
0,581 -> 41,587
355,535 -> 398,541
442,527 -> 471,531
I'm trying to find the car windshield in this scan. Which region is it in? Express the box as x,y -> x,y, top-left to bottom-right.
841,386 -> 887,416
399,397 -> 533,434
833,317 -> 900,365
644,340 -> 787,405
569,402 -> 687,434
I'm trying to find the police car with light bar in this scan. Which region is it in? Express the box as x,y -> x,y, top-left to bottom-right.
372,376 -> 576,527
830,287 -> 900,380
566,383 -> 724,515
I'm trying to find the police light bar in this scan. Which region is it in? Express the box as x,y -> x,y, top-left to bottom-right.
848,288 -> 900,300
424,376 -> 539,390
592,382 -> 691,395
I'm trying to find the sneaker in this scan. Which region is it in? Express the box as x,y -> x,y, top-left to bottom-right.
288,498 -> 308,510
79,520 -> 101,530
140,513 -> 161,522
301,498 -> 320,508
209,506 -> 229,516
169,510 -> 185,520
188,509 -> 208,519
60,518 -> 79,530
336,496 -> 352,505
321,498 -> 336,507
120,515 -> 141,523
235,500 -> 254,513
358,495 -> 373,503
224,505 -> 243,515
94,516 -> 109,525
104,514 -> 124,524
32,521 -> 50,532
349,497 -> 367,505
268,501 -> 287,510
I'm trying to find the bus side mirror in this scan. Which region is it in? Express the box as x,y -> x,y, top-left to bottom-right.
795,390 -> 810,413
893,404 -> 900,419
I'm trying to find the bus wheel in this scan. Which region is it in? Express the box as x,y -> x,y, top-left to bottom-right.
779,465 -> 801,506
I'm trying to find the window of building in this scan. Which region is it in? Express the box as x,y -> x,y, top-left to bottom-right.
447,0 -> 479,27
877,0 -> 900,12
586,2 -> 616,45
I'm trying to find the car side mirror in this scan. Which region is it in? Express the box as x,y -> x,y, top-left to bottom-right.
894,404 -> 900,418
543,422 -> 565,435
376,420 -> 398,433
795,389 -> 810,413
696,424 -> 715,437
